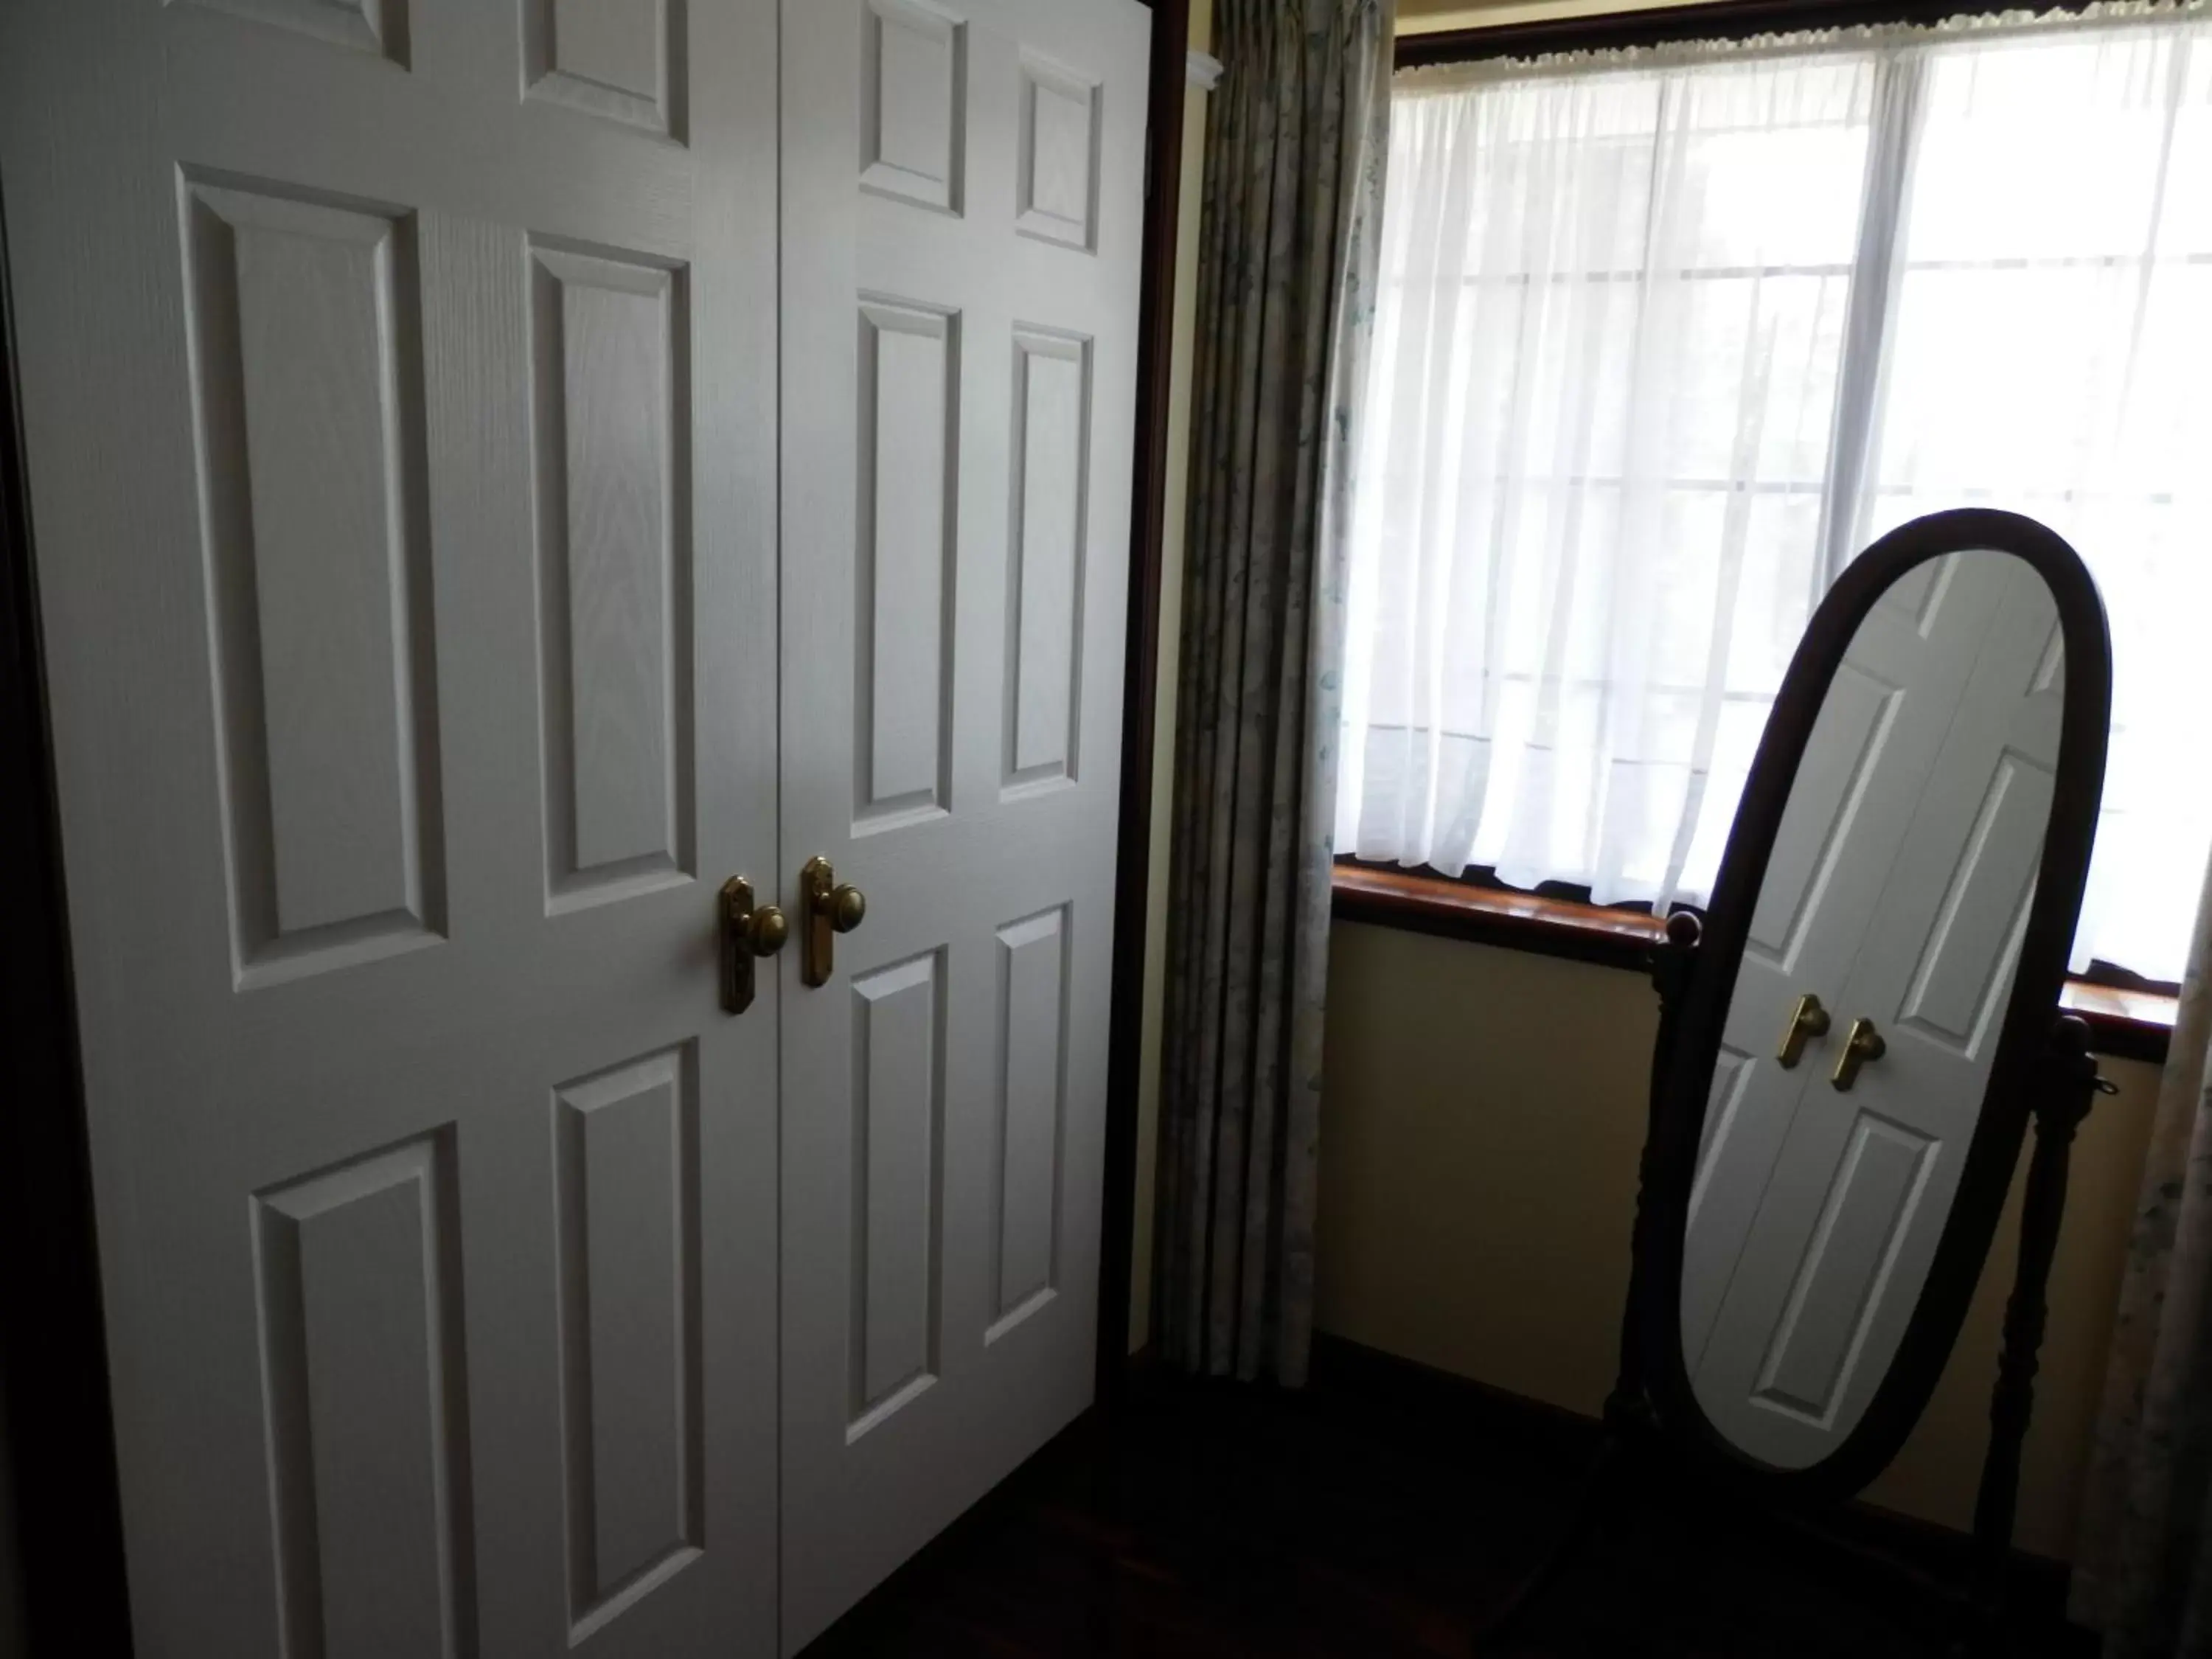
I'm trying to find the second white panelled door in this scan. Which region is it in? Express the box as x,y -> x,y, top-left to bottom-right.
777,0 -> 1148,1647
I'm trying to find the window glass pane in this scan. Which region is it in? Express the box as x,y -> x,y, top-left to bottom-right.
1346,18 -> 2212,978
1341,53 -> 1874,902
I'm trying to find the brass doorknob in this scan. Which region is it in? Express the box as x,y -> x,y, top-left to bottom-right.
1776,992 -> 1832,1069
718,877 -> 785,1015
750,905 -> 790,956
1831,1017 -> 1887,1091
800,855 -> 866,987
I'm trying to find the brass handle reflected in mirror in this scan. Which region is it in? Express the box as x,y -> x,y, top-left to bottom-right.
718,877 -> 787,1015
1831,1017 -> 1887,1091
1776,992 -> 1832,1069
800,855 -> 866,988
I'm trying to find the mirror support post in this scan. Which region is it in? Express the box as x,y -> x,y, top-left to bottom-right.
1969,1014 -> 2105,1646
1609,910 -> 1705,1432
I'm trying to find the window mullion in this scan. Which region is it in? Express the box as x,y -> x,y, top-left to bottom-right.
1813,46 -> 1930,591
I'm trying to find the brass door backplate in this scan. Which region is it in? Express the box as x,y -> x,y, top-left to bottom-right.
719,877 -> 787,1015
1776,992 -> 1832,1068
799,855 -> 867,988
1831,1017 -> 1887,1091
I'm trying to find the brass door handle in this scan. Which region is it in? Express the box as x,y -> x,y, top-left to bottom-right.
719,877 -> 787,1015
799,855 -> 866,988
1831,1017 -> 1887,1091
1776,992 -> 1832,1069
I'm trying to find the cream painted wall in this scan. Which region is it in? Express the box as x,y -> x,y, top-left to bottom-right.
1316,921 -> 2158,1561
1130,0 -> 1213,1352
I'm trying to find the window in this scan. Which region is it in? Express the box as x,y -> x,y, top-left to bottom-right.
1338,12 -> 2212,984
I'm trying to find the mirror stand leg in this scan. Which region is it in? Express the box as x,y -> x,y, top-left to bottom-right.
1610,912 -> 1704,1424
1469,1435 -> 1634,1655
1963,1015 -> 2102,1654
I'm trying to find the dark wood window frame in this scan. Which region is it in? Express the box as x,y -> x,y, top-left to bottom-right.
1395,0 -> 2132,69
1358,0 -> 2178,1067
1333,859 -> 2175,1064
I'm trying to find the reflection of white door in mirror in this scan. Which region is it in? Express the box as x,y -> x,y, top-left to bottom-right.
1681,549 -> 2062,1468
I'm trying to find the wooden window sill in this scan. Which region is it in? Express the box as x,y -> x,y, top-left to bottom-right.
1330,863 -> 2175,1065
2056,980 -> 2178,1066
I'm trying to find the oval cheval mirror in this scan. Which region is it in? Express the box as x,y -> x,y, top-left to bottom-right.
1638,507 -> 2112,1511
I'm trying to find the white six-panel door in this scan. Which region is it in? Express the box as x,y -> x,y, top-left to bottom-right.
0,1 -> 780,1654
777,0 -> 1149,1646
1690,550 -> 2063,1467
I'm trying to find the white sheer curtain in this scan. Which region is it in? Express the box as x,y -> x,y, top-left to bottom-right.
1854,15 -> 2212,981
1338,49 -> 1888,908
1339,9 -> 2212,981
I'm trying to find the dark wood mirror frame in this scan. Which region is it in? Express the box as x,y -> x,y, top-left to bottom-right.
1478,511 -> 2116,1652
1635,507 -> 2112,1505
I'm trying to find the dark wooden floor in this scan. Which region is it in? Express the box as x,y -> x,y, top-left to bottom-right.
802,1343 -> 2095,1658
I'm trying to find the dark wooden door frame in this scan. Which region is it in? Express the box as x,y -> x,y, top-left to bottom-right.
0,1 -> 1193,1641
0,193 -> 133,1655
1098,0 -> 1192,1404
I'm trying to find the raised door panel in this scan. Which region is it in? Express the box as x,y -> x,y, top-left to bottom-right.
851,952 -> 945,1433
181,175 -> 445,987
178,0 -> 409,63
524,0 -> 686,139
1690,1046 -> 1753,1221
862,0 -> 967,212
1751,1112 -> 1935,1427
1744,664 -> 1899,967
554,1047 -> 702,1639
1680,1044 -> 1798,1372
991,907 -> 1067,1338
530,243 -> 693,911
1893,752 -> 2053,1054
1004,330 -> 1088,793
857,299 -> 957,830
1015,51 -> 1098,250
254,1133 -> 473,1659
1874,549 -> 1952,634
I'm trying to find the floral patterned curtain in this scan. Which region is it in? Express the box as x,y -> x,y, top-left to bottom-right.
1152,0 -> 1394,1385
2073,848 -> 2212,1653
